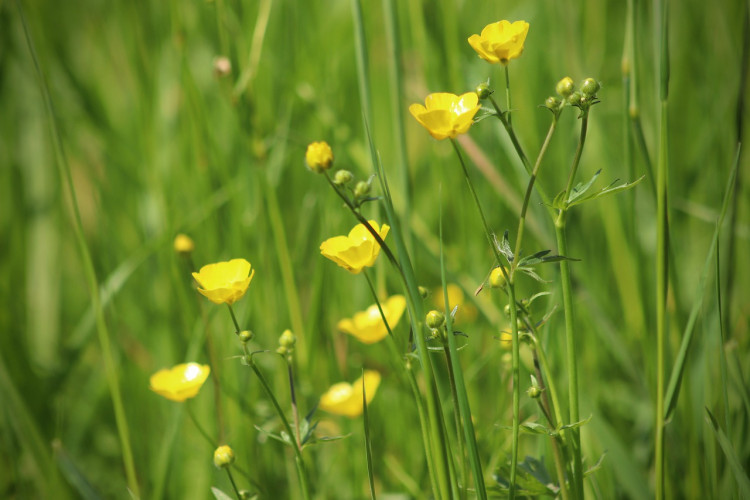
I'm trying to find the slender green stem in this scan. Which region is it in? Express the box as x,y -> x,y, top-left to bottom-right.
186,402 -> 216,448
488,95 -> 533,176
442,342 -> 468,500
227,304 -> 241,334
244,349 -> 311,500
405,360 -> 442,498
17,4 -> 140,496
225,468 -> 242,500
512,116 -> 559,265
287,359 -> 302,449
504,65 -> 513,129
507,284 -> 521,500
362,371 -> 377,500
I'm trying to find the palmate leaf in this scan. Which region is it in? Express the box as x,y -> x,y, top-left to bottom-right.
568,169 -> 603,203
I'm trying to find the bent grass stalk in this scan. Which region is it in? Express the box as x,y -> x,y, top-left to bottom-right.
17,4 -> 140,497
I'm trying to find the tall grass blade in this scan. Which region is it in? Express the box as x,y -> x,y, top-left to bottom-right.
705,408 -> 750,497
362,369 -> 377,500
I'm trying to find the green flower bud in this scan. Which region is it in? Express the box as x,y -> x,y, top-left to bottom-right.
489,267 -> 506,288
581,78 -> 600,97
354,180 -> 371,198
238,330 -> 254,343
213,445 -> 235,468
418,286 -> 430,299
526,385 -> 541,398
475,82 -> 493,100
545,96 -> 561,110
425,310 -> 446,330
278,329 -> 296,349
567,91 -> 583,106
556,76 -> 575,97
504,303 -> 511,317
333,169 -> 354,186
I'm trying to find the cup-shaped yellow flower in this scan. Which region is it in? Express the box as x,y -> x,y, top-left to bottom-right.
409,92 -> 481,140
319,370 -> 381,418
305,141 -> 334,173
320,221 -> 390,274
337,295 -> 407,344
192,258 -> 255,305
468,20 -> 530,65
174,233 -> 195,254
149,363 -> 211,402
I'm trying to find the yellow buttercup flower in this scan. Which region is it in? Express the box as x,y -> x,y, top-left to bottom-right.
409,92 -> 481,140
192,259 -> 255,305
149,363 -> 211,402
337,295 -> 407,344
320,221 -> 390,274
305,141 -> 334,173
213,445 -> 235,468
319,370 -> 381,418
468,20 -> 530,65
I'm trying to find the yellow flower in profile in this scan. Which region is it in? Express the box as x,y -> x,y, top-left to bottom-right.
305,141 -> 334,173
432,284 -> 478,325
337,295 -> 407,344
320,221 -> 390,274
149,363 -> 211,402
319,370 -> 381,418
468,20 -> 530,65
192,259 -> 254,305
409,92 -> 481,140
174,234 -> 195,254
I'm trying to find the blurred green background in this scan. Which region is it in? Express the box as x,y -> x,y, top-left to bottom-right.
1,0 -> 748,498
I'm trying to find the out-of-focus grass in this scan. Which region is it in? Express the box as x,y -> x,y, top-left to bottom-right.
1,0 -> 748,498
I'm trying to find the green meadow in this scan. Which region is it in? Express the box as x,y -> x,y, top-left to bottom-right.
2,0 -> 749,498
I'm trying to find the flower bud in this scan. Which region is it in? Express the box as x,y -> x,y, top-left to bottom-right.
503,304 -> 511,317
305,141 -> 334,173
418,286 -> 430,299
354,180 -> 370,198
333,169 -> 353,186
526,385 -> 541,398
567,91 -> 583,106
174,234 -> 195,254
279,329 -> 296,349
581,78 -> 600,97
213,445 -> 235,468
555,77 -> 575,97
545,96 -> 561,110
489,267 -> 506,288
238,330 -> 254,343
425,310 -> 445,330
213,56 -> 232,77
475,82 -> 493,100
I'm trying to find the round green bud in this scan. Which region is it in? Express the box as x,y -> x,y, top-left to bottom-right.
418,286 -> 430,299
354,180 -> 371,198
333,169 -> 353,186
545,96 -> 561,110
503,304 -> 511,317
238,330 -> 254,343
526,386 -> 541,398
581,78 -> 600,97
567,91 -> 583,106
425,310 -> 446,330
475,82 -> 493,100
213,445 -> 235,468
279,329 -> 296,349
556,76 -> 575,97
489,267 -> 506,288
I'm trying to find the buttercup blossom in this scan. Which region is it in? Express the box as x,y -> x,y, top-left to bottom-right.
213,445 -> 235,468
320,221 -> 390,274
149,363 -> 211,402
409,92 -> 481,140
468,20 -> 530,65
337,295 -> 407,344
319,370 -> 381,418
192,259 -> 254,305
174,234 -> 195,254
305,141 -> 334,173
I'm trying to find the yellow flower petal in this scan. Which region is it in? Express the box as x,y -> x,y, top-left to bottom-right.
319,370 -> 381,418
409,92 -> 480,140
337,295 -> 407,344
468,20 -> 529,65
192,259 -> 254,305
320,221 -> 389,274
149,363 -> 211,402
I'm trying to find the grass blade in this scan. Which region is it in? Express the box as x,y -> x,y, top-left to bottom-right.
362,369 -> 377,500
705,408 -> 750,497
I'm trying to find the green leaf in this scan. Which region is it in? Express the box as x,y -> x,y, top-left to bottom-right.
517,267 -> 549,283
551,190 -> 568,210
494,231 -> 514,262
568,169 -> 602,203
520,422 -> 555,436
558,415 -> 592,432
254,425 -> 292,446
517,250 -> 579,267
493,456 -> 558,497
584,452 -> 607,478
566,175 -> 645,208
705,408 -> 750,497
